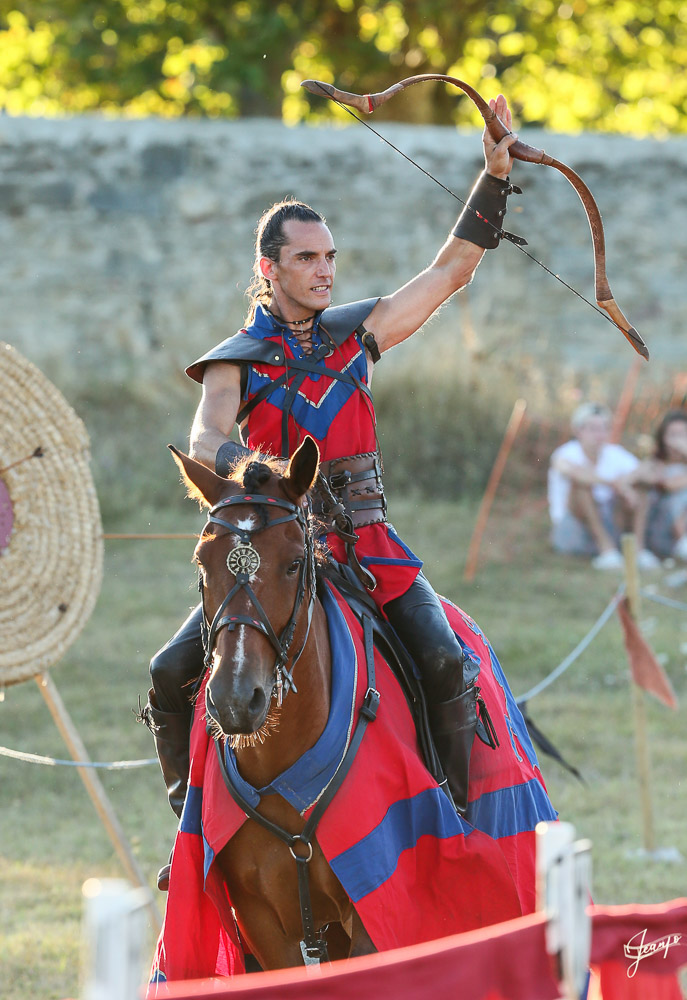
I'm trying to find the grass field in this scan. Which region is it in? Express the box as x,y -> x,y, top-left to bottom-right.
1,490 -> 686,999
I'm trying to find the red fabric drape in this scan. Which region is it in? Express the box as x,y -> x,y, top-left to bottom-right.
590,898 -> 687,999
150,900 -> 687,1000
616,597 -> 678,708
152,912 -> 559,1000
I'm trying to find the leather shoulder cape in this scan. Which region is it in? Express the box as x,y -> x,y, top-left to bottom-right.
186,297 -> 380,384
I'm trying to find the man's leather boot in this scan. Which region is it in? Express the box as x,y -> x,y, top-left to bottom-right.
141,692 -> 191,890
428,684 -> 480,817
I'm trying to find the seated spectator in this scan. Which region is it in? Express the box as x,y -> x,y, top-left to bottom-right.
548,402 -> 651,570
629,410 -> 687,561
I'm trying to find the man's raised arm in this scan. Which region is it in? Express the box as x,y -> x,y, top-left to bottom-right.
364,94 -> 520,355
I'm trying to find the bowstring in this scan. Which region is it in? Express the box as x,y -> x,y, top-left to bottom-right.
318,86 -> 618,331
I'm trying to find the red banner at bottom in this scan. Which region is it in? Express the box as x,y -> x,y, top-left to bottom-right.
150,899 -> 687,1000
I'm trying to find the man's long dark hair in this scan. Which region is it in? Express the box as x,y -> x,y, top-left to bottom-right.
244,199 -> 325,324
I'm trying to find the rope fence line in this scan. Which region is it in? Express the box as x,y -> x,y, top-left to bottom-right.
103,533 -> 199,540
516,585 -> 625,704
3,547 -> 686,771
0,745 -> 157,769
641,589 -> 687,613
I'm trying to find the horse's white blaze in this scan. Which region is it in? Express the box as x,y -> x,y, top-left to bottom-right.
229,517 -> 255,676
235,516 -> 256,532
233,624 -> 247,675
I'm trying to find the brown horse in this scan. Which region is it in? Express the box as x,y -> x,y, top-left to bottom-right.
167,437 -> 551,979
171,437 -> 377,968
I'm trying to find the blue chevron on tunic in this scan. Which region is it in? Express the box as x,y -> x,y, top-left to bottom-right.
244,348 -> 368,442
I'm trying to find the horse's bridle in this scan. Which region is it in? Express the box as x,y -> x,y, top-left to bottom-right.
199,491 -> 317,706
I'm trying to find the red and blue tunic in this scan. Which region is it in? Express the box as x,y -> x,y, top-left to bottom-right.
237,305 -> 422,610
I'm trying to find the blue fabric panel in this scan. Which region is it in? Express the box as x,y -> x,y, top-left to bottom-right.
223,582 -> 357,814
221,750 -> 261,809
329,786 -> 471,903
245,360 -> 366,442
387,526 -> 423,563
179,783 -> 203,836
466,777 -> 558,839
243,306 -> 368,443
265,584 -> 357,811
203,834 -> 216,881
360,554 -> 423,568
488,643 -> 542,772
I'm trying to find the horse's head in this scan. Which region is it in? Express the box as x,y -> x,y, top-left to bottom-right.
170,438 -> 320,743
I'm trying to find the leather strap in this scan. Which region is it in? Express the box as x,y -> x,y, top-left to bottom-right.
316,451 -> 386,529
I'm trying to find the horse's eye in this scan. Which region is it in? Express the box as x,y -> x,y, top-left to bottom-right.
287,559 -> 302,576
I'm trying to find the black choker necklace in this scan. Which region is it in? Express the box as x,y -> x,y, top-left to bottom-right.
266,306 -> 316,328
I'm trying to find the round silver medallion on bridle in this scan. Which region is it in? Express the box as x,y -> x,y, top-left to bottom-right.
227,543 -> 260,577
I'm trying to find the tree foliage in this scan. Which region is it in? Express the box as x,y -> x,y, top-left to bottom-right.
2,0 -> 687,135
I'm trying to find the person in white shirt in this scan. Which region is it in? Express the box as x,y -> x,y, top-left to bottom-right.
548,402 -> 651,570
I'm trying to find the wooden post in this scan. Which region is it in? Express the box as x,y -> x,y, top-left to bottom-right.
35,672 -> 162,929
463,398 -> 527,582
610,357 -> 643,444
620,534 -> 656,853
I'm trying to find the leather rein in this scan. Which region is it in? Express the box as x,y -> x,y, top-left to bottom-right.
199,490 -> 317,706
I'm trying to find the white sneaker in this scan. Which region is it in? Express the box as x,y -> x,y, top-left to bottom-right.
591,549 -> 624,570
673,535 -> 687,562
637,548 -> 661,571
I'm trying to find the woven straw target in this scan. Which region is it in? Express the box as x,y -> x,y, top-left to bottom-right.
0,343 -> 103,686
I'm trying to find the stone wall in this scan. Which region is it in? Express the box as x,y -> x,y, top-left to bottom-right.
1,114 -> 685,401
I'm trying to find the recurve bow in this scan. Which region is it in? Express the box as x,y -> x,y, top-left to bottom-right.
302,74 -> 648,361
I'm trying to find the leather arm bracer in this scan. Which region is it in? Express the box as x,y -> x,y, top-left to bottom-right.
452,171 -> 525,249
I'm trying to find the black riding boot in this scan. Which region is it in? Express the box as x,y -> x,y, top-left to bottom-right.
144,691 -> 191,819
143,605 -> 205,889
427,686 -> 480,816
384,573 -> 483,815
140,692 -> 192,890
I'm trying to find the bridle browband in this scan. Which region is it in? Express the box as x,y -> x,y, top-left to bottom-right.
199,490 -> 317,706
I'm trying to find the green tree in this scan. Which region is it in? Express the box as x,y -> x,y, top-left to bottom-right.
1,0 -> 686,135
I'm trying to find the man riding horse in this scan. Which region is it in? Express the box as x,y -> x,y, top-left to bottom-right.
144,95 -> 522,879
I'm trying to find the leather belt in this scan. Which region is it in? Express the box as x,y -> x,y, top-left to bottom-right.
314,451 -> 387,528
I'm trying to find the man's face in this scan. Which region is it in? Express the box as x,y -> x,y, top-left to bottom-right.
261,220 -> 336,317
577,414 -> 610,452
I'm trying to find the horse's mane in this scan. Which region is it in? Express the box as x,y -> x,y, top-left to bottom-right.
228,453 -> 286,491
223,451 -> 328,562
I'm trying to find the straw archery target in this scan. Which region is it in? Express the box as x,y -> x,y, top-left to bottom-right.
0,343 -> 103,686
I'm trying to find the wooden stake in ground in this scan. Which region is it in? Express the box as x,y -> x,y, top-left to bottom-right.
620,533 -> 656,853
610,356 -> 643,444
463,398 -> 527,582
35,672 -> 162,930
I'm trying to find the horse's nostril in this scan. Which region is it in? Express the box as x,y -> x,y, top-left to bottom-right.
248,687 -> 265,716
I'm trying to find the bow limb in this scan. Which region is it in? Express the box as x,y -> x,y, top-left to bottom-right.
302,75 -> 648,360
542,155 -> 647,359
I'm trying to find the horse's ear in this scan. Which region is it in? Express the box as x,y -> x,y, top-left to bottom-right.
283,436 -> 320,500
168,445 -> 227,508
